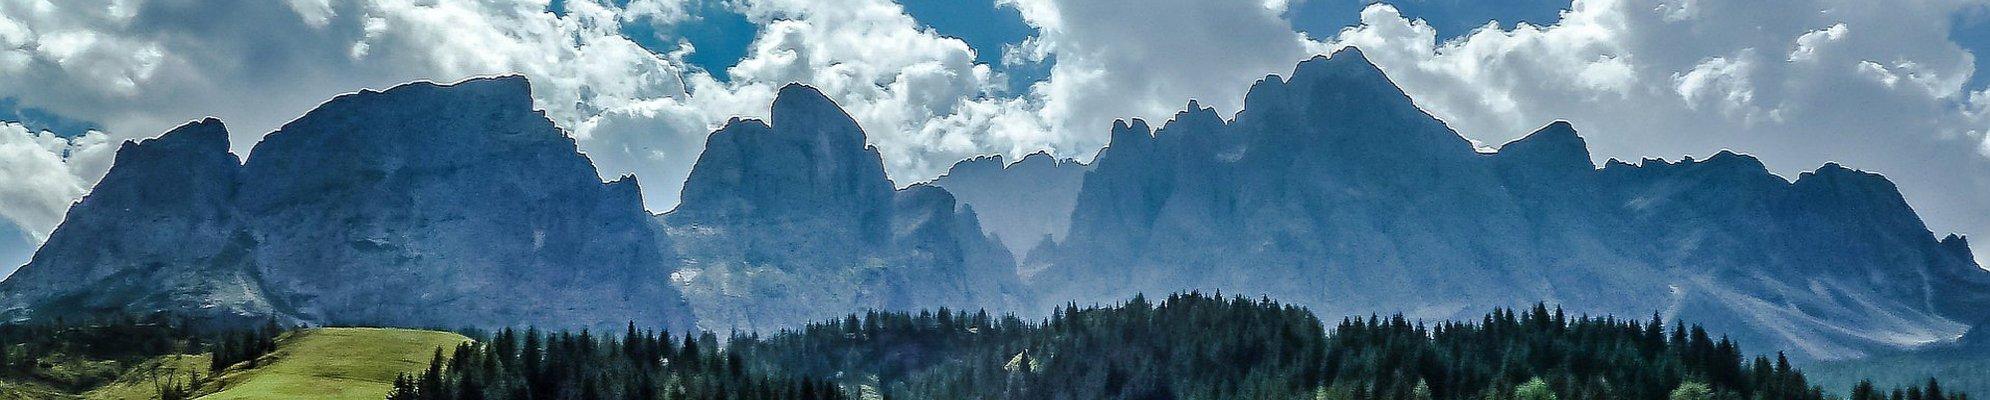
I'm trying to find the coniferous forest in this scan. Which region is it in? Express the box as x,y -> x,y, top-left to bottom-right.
387,293 -> 1966,400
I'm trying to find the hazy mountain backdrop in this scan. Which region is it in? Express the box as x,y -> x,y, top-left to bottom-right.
2,48 -> 1985,363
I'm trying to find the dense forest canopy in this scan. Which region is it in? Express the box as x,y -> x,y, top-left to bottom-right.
391,293 -> 1965,400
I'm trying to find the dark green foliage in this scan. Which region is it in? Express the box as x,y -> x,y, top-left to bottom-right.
386,323 -> 845,400
0,314 -> 203,397
384,293 -> 1962,400
737,293 -> 1960,400
736,293 -> 1323,399
1326,305 -> 1815,400
1847,379 -> 1971,400
0,314 -> 193,373
208,318 -> 286,371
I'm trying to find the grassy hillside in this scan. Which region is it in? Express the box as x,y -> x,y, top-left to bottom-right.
84,353 -> 209,399
199,328 -> 468,400
0,353 -> 207,400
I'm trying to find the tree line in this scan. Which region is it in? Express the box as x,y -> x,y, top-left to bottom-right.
392,292 -> 1963,399
386,325 -> 846,400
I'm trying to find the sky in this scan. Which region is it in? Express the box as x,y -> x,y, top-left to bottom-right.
2,0 -> 1990,272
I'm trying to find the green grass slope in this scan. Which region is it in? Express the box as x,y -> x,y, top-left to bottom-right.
199,328 -> 469,400
84,354 -> 208,400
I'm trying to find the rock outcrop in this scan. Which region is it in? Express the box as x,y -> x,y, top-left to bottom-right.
929,152 -> 1088,263
0,119 -> 279,328
0,77 -> 698,332
661,84 -> 1023,331
1032,48 -> 1990,360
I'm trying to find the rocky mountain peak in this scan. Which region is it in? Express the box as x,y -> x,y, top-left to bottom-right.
126,117 -> 231,157
1495,120 -> 1592,175
931,150 -> 1089,262
1011,151 -> 1071,170
0,117 -> 267,328
1942,234 -> 1976,262
6,76 -> 703,332
1792,163 -> 1909,202
1104,119 -> 1156,156
662,87 -> 1022,331
1290,47 -> 1385,82
670,84 -> 893,235
92,118 -> 242,215
771,83 -> 867,149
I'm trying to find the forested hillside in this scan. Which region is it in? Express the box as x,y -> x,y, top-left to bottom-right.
399,293 -> 1962,400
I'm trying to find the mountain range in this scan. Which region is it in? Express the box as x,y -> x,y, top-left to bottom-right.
1021,48 -> 1990,360
0,78 -> 695,332
1,47 -> 1985,361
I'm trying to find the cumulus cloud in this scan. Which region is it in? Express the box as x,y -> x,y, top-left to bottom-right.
578,0 -> 1056,210
0,0 -> 697,165
0,0 -> 1071,216
3,0 -> 1990,267
1000,0 -> 1324,154
0,121 -> 114,272
1331,0 -> 1990,261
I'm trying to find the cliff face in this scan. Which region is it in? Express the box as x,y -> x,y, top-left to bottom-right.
661,84 -> 1023,332
930,152 -> 1088,264
0,119 -> 278,328
3,50 -> 1984,361
0,77 -> 697,332
1035,48 -> 1990,360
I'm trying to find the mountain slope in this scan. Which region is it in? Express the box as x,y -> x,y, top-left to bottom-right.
661,84 -> 1023,331
0,119 -> 281,328
928,152 -> 1088,263
1032,47 -> 1990,360
200,328 -> 469,400
0,77 -> 697,332
237,76 -> 691,331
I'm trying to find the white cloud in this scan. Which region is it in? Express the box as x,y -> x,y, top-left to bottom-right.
1789,23 -> 1846,62
1331,0 -> 1990,261
3,0 -> 1990,268
0,0 -> 1068,216
1001,0 -> 1323,155
0,122 -> 112,244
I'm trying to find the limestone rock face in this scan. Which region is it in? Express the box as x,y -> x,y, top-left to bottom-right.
1,77 -> 697,332
929,152 -> 1088,263
669,84 -> 894,246
1035,48 -> 1990,360
662,84 -> 1022,332
0,119 -> 279,328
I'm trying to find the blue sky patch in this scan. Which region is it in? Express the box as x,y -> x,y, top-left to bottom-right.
897,0 -> 1034,66
1955,4 -> 1990,91
1287,0 -> 1570,42
646,1 -> 756,81
898,0 -> 1043,92
0,98 -> 96,138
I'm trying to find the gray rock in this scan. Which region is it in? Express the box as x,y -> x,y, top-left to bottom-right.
661,84 -> 1023,332
928,152 -> 1088,263
1033,47 -> 1990,361
1,77 -> 697,333
0,118 -> 281,329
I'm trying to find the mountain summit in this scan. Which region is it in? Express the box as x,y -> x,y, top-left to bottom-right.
2,49 -> 1984,362
0,77 -> 697,332
1029,47 -> 1990,360
661,84 -> 1023,331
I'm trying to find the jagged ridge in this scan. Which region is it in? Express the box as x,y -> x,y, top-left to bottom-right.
1031,47 -> 1990,360
0,76 -> 697,332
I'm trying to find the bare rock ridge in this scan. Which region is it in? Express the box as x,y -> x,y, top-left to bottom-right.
929,151 -> 1089,263
660,83 -> 1023,331
0,76 -> 697,332
1,47 -> 1986,364
1030,47 -> 1990,360
0,118 -> 279,328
